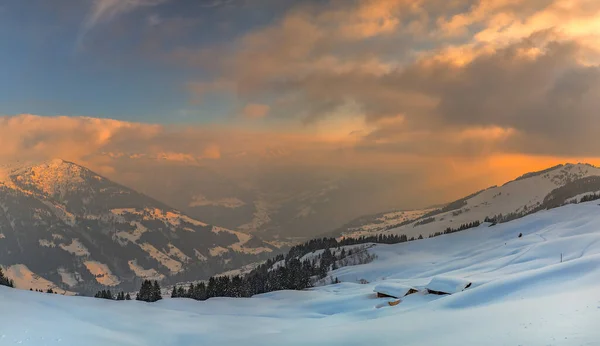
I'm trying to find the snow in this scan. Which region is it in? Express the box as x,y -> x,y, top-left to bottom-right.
110,207 -> 209,228
57,268 -> 81,288
6,159 -> 87,197
345,163 -> 600,240
218,262 -> 265,278
345,208 -> 437,236
115,221 -> 149,244
189,194 -> 246,209
565,190 -> 600,204
59,239 -> 90,257
238,199 -> 273,233
3,202 -> 600,345
208,246 -> 229,257
40,200 -> 76,226
212,226 -> 271,255
193,249 -> 208,261
83,261 -> 121,286
373,282 -> 416,297
110,208 -> 138,216
425,276 -> 471,294
128,260 -> 165,281
139,243 -> 183,273
166,244 -> 191,263
110,207 -> 271,255
2,264 -> 73,295
38,239 -> 56,247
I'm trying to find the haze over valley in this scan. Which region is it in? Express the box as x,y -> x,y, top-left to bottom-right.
2,0 -> 600,344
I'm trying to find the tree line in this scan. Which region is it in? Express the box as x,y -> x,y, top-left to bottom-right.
93,280 -> 159,302
285,234 -> 409,262
92,222 -> 490,303
171,245 -> 376,301
94,289 -> 131,300
429,221 -> 481,238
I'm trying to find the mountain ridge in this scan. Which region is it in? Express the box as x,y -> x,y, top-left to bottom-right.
338,162 -> 600,239
0,159 -> 277,294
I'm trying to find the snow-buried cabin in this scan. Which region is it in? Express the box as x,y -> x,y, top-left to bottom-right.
425,276 -> 472,295
373,283 -> 418,299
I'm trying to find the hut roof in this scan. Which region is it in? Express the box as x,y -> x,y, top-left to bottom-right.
373,282 -> 417,298
426,276 -> 471,294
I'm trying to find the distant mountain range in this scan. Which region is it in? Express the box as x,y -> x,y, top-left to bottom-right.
337,163 -> 600,239
0,159 -> 277,294
3,160 -> 600,295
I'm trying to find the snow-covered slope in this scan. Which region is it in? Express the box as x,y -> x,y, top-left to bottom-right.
2,201 -> 600,345
342,163 -> 600,239
0,159 -> 275,294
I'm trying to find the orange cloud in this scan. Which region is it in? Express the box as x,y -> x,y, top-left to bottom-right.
2,114 -> 600,216
242,103 -> 270,119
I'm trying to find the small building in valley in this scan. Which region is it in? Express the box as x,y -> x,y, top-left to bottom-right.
425,276 -> 472,295
373,282 -> 419,299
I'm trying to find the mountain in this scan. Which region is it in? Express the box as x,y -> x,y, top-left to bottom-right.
0,159 -> 276,294
340,163 -> 600,239
2,198 -> 600,345
111,161 -> 410,241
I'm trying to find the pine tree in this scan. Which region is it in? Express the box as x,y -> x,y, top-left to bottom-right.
137,280 -> 152,302
125,293 -> 131,300
171,285 -> 178,298
0,267 -> 14,288
152,281 -> 162,302
196,282 -> 207,301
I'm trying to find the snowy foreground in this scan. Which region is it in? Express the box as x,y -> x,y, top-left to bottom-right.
3,203 -> 600,345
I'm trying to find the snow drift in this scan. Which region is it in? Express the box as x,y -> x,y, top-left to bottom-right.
2,201 -> 600,345
425,276 -> 471,295
373,282 -> 417,298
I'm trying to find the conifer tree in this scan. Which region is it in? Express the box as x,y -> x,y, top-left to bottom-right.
137,280 -> 152,302
171,285 -> 178,298
152,281 -> 162,302
125,293 -> 131,300
0,267 -> 14,288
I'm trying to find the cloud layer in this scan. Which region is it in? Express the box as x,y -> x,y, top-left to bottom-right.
174,0 -> 600,160
4,0 -> 600,231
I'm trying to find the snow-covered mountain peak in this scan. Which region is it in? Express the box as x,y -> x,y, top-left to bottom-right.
2,159 -> 95,197
0,160 -> 276,293
507,162 -> 600,187
341,162 -> 600,240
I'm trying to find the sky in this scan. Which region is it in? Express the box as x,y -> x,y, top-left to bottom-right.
1,0 -> 600,220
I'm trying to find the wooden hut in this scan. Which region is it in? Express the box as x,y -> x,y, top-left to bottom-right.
373,283 -> 419,299
425,276 -> 472,295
